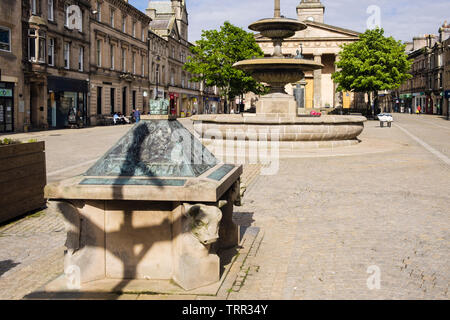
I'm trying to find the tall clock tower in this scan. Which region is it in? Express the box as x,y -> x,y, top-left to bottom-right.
296,0 -> 325,23
172,0 -> 188,41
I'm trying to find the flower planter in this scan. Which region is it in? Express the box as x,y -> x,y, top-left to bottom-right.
0,141 -> 46,224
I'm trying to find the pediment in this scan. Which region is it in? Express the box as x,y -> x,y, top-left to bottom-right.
255,21 -> 360,40
293,22 -> 360,39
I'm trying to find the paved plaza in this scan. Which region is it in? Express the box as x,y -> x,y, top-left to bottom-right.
0,114 -> 449,299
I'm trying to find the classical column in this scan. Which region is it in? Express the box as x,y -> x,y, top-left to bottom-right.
334,54 -> 341,107
313,54 -> 322,108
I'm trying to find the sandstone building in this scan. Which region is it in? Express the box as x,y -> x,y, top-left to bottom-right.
146,0 -> 220,116
23,0 -> 92,129
1,0 -> 220,133
88,0 -> 151,125
398,23 -> 450,115
0,0 -> 24,132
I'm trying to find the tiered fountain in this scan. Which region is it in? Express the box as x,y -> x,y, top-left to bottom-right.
192,0 -> 366,158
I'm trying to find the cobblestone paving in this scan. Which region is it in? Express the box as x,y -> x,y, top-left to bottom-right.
0,115 -> 448,300
0,209 -> 65,299
230,117 -> 449,300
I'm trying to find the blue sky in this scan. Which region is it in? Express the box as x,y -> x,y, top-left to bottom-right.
130,0 -> 449,43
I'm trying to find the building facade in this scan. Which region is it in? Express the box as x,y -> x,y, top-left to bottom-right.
88,0 -> 151,125
248,0 -> 362,111
398,23 -> 449,115
146,0 -> 219,116
23,0 -> 92,129
2,0 -> 220,133
0,0 -> 24,133
442,26 -> 450,118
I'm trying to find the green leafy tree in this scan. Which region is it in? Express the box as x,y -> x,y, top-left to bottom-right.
332,28 -> 412,115
184,21 -> 267,113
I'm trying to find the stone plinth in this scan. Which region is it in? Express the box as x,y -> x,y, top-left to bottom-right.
44,119 -> 243,292
256,93 -> 298,116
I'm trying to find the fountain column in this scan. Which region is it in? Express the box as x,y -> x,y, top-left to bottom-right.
274,0 -> 281,18
313,54 -> 322,108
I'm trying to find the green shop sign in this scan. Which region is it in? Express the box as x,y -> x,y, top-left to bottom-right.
0,89 -> 12,97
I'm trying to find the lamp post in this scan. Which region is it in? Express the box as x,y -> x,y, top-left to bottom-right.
156,66 -> 159,100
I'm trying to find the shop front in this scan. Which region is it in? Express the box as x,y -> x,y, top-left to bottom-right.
169,92 -> 179,116
180,94 -> 188,118
47,76 -> 88,128
0,82 -> 14,132
204,97 -> 220,114
180,95 -> 199,117
399,94 -> 412,113
445,90 -> 450,118
432,92 -> 444,115
412,92 -> 426,113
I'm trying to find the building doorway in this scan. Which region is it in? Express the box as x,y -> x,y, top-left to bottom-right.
110,88 -> 115,114
122,87 -> 127,114
97,87 -> 102,115
0,84 -> 14,132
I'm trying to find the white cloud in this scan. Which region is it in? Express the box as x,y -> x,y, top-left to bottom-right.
130,0 -> 449,42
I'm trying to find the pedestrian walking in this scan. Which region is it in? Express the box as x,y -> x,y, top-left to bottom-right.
134,108 -> 141,123
417,105 -> 421,115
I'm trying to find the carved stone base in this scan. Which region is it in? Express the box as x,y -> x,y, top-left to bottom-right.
49,184 -> 241,292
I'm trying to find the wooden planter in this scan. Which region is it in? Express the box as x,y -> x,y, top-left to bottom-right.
0,141 -> 46,224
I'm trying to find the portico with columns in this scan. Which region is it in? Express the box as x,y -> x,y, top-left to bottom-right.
249,0 -> 361,110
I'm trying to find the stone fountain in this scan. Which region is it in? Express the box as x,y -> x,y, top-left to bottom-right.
192,0 -> 366,158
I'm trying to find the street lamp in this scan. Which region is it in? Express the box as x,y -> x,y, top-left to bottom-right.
156,66 -> 159,100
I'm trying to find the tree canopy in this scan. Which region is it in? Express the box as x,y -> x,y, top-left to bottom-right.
184,21 -> 267,109
332,28 -> 412,95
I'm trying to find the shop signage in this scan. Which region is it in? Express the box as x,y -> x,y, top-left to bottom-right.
0,89 -> 12,97
445,91 -> 450,99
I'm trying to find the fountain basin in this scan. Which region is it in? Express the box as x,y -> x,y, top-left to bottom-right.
192,114 -> 366,142
233,58 -> 323,93
249,17 -> 307,39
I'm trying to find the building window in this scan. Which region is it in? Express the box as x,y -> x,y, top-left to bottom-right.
110,44 -> 114,70
79,47 -> 84,71
64,42 -> 70,69
64,4 -> 68,26
28,29 -> 46,63
110,8 -> 115,27
96,1 -> 101,22
48,38 -> 54,65
96,39 -> 101,67
122,16 -> 126,33
0,27 -> 11,52
142,28 -> 145,42
31,0 -> 39,15
48,0 -> 54,21
122,48 -> 126,72
141,55 -> 145,76
132,52 -> 135,74
132,21 -> 136,38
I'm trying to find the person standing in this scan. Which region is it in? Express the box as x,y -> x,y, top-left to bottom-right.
417,105 -> 421,115
134,108 -> 141,123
